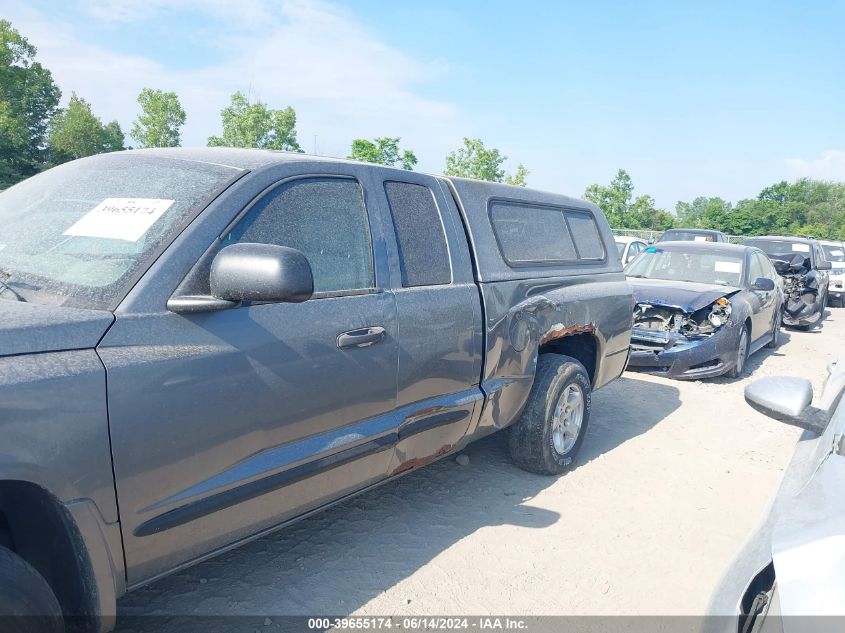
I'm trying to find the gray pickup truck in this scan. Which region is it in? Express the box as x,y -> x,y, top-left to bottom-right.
0,149 -> 631,632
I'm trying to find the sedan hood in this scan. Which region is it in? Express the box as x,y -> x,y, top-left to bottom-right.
628,277 -> 740,313
0,300 -> 114,357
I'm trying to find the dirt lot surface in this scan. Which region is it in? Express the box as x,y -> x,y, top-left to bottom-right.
117,310 -> 843,627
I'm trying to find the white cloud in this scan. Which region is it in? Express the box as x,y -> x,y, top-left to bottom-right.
4,0 -> 465,166
785,150 -> 845,182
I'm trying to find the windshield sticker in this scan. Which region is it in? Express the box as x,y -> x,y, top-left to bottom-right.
693,236 -> 709,242
831,250 -> 843,257
714,261 -> 741,273
63,198 -> 175,242
791,243 -> 810,253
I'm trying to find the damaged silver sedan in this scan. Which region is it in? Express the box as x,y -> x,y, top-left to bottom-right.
626,242 -> 784,379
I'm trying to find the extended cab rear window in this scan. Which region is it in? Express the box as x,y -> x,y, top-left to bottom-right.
489,200 -> 605,266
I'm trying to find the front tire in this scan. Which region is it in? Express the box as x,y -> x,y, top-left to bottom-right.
726,326 -> 749,378
766,308 -> 782,348
0,547 -> 63,633
509,354 -> 592,475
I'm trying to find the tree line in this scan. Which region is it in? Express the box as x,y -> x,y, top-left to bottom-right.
585,168 -> 845,240
3,19 -> 844,240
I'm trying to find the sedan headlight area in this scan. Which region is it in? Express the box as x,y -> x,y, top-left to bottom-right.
706,297 -> 732,329
633,298 -> 732,337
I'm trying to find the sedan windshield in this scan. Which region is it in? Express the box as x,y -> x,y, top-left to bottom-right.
659,230 -> 717,242
745,239 -> 810,259
626,248 -> 744,287
822,244 -> 845,262
0,153 -> 240,309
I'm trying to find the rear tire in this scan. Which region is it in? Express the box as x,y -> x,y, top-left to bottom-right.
509,354 -> 591,475
0,546 -> 64,633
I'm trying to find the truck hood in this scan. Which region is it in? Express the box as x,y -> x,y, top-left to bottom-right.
627,277 -> 740,313
0,300 -> 114,357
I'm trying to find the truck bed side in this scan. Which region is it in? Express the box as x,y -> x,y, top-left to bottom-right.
440,177 -> 632,440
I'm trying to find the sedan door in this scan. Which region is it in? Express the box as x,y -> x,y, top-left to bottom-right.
100,172 -> 400,584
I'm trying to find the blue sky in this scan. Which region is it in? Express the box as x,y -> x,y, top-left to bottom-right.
5,0 -> 845,209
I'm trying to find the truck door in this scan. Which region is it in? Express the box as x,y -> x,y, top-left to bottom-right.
371,172 -> 484,475
100,172 -> 400,584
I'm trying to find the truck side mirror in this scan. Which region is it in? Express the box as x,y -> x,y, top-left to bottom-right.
745,376 -> 828,435
211,243 -> 314,303
817,261 -> 832,271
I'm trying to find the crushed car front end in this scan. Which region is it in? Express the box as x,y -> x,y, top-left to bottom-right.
627,292 -> 743,380
778,262 -> 825,327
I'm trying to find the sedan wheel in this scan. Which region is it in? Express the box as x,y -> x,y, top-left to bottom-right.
766,309 -> 782,348
727,327 -> 749,378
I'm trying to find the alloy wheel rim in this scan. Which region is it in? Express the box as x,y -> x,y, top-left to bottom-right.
737,330 -> 747,372
551,383 -> 584,455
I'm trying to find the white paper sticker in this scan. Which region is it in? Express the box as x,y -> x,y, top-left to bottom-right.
714,261 -> 741,273
791,243 -> 810,253
831,250 -> 843,257
694,236 -> 709,242
63,198 -> 175,242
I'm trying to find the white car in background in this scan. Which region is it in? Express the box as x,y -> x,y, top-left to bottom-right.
819,239 -> 845,307
615,235 -> 649,266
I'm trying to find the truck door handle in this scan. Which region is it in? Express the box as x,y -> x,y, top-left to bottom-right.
337,326 -> 386,349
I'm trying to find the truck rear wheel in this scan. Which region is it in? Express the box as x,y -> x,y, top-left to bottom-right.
509,354 -> 591,475
0,546 -> 64,633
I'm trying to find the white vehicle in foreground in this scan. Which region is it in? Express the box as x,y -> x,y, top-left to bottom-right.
706,356 -> 845,633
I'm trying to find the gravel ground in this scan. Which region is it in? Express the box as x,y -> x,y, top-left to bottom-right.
117,308 -> 843,627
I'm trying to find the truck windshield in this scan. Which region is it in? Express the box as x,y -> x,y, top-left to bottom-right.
626,248 -> 744,287
0,153 -> 240,309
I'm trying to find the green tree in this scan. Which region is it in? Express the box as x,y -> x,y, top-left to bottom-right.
630,194 -> 675,230
677,180 -> 845,239
208,91 -> 302,151
584,169 -> 633,227
48,93 -> 124,164
102,120 -> 125,153
444,137 -> 527,185
584,169 -> 672,229
348,137 -> 417,170
131,88 -> 186,148
505,163 -> 529,187
0,20 -> 61,187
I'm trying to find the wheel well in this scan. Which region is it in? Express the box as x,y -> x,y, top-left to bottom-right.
538,332 -> 598,385
0,480 -> 98,625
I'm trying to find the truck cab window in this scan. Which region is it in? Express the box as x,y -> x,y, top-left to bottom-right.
384,181 -> 451,287
224,177 -> 374,293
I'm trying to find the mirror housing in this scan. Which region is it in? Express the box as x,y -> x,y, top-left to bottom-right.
745,376 -> 828,435
210,243 -> 314,304
817,260 -> 832,271
751,277 -> 776,291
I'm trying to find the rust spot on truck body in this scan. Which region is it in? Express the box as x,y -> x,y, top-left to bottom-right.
390,444 -> 454,476
539,322 -> 596,346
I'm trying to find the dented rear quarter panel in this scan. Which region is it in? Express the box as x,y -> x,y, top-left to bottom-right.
442,177 -> 633,437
